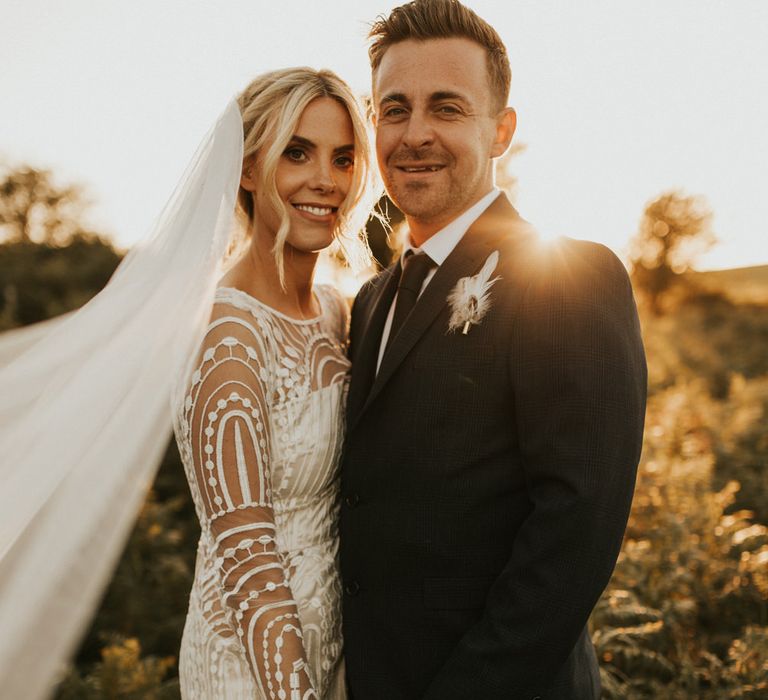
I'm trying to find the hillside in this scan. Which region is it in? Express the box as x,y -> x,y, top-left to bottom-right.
687,264 -> 768,304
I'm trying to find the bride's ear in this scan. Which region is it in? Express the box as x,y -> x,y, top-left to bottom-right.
240,157 -> 258,192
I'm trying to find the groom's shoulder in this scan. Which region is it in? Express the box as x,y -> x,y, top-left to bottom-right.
483,202 -> 629,291
500,237 -> 633,308
514,235 -> 631,296
554,236 -> 627,281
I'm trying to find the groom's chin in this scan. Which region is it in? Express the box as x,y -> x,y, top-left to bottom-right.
387,184 -> 448,221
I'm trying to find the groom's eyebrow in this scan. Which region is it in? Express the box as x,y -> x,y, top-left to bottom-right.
380,93 -> 409,107
378,91 -> 470,108
430,91 -> 466,102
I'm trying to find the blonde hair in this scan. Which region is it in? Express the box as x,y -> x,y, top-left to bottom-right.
235,67 -> 379,285
369,0 -> 511,112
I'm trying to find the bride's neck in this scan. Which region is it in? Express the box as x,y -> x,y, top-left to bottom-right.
221,230 -> 320,320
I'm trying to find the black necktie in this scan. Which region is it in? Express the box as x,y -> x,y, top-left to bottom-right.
386,251 -> 435,351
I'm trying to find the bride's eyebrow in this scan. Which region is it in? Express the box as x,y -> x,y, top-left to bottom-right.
289,135 -> 354,154
288,135 -> 315,148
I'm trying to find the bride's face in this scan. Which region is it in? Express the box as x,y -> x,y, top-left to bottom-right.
249,96 -> 355,254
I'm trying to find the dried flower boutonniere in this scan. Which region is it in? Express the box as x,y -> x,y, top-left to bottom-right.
447,250 -> 500,335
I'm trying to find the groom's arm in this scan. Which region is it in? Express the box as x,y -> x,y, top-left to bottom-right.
423,241 -> 647,699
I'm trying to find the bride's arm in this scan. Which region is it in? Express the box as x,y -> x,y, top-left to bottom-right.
186,304 -> 317,699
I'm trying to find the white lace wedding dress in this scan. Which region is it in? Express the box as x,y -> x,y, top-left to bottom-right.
173,284 -> 349,699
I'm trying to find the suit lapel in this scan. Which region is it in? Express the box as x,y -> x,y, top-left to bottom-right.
349,194 -> 531,430
346,261 -> 400,423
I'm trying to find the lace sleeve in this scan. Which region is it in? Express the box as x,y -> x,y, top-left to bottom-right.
186,303 -> 317,699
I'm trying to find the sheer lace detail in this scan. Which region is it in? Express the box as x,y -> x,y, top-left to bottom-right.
174,285 -> 349,699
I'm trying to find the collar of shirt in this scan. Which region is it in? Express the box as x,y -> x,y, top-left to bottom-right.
402,187 -> 501,265
376,188 -> 502,374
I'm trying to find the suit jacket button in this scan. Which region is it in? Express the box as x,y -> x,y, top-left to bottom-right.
345,493 -> 360,508
345,580 -> 360,596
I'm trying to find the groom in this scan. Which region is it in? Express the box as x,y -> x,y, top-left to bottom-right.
339,1 -> 647,698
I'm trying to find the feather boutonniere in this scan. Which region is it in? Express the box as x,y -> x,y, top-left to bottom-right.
447,250 -> 500,335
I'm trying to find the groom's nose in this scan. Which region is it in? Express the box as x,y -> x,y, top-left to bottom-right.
401,109 -> 435,149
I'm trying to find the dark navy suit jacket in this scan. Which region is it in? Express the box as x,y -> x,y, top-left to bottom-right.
340,194 -> 647,699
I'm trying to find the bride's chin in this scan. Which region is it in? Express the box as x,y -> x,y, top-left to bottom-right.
284,232 -> 336,256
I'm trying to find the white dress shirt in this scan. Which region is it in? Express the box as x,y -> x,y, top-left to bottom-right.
376,188 -> 501,372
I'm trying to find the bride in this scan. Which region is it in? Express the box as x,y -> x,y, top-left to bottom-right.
176,68 -> 376,699
0,67 -> 378,699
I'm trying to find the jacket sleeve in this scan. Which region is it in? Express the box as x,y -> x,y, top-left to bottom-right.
423,241 -> 647,699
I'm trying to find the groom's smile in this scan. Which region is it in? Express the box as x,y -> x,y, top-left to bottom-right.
397,164 -> 445,173
394,158 -> 449,181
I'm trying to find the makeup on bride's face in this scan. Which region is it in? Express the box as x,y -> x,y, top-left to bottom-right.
256,96 -> 355,254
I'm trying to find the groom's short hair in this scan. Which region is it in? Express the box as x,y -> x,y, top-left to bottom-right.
368,0 -> 511,112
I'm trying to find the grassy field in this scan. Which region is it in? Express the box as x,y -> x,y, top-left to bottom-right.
2,237 -> 765,698
594,273 -> 768,698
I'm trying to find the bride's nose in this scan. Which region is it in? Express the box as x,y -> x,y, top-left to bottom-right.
309,161 -> 337,193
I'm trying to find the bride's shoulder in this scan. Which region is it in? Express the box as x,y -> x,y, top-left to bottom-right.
201,288 -> 266,345
315,284 -> 350,328
210,287 -> 275,325
213,286 -> 258,312
315,283 -> 349,310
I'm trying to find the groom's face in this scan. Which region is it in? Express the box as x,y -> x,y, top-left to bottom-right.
373,37 -> 510,235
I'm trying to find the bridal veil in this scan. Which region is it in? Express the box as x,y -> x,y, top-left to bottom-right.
0,101 -> 244,699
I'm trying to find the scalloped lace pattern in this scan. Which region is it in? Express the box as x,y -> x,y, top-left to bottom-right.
174,285 -> 349,699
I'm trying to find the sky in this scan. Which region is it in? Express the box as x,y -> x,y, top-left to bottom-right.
2,0 -> 767,270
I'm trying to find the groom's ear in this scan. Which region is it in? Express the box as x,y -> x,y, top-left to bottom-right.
365,92 -> 378,127
490,108 -> 517,159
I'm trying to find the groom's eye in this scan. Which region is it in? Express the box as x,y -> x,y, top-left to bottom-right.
435,104 -> 463,117
381,106 -> 408,120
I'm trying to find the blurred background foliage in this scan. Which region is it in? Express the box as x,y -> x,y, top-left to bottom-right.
1,163 -> 766,698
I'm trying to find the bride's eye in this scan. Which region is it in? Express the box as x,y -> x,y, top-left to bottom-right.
284,147 -> 308,162
334,153 -> 354,169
